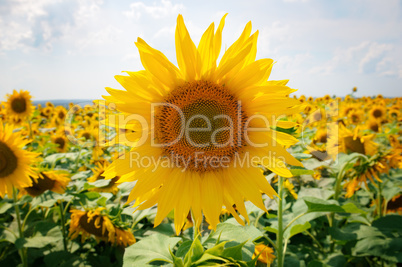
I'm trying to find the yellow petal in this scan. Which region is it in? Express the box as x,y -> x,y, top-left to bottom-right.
201,172 -> 223,230
175,14 -> 199,81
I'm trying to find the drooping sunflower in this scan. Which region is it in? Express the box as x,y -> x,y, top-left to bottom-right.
88,162 -> 120,194
327,124 -> 378,159
102,14 -> 302,234
0,123 -> 38,197
69,207 -> 135,247
343,160 -> 387,198
21,170 -> 70,197
3,90 -> 34,121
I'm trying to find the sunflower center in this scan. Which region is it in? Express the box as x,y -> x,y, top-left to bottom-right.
11,97 -> 27,113
82,132 -> 91,140
0,141 -> 18,178
58,111 -> 65,120
344,136 -> 365,154
79,214 -> 108,238
373,109 -> 383,118
155,81 -> 247,172
369,122 -> 379,132
25,173 -> 56,196
54,137 -> 66,149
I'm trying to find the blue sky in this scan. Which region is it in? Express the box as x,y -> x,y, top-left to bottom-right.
0,0 -> 401,100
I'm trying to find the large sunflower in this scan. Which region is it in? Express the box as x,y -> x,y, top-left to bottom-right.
102,14 -> 302,234
0,123 -> 38,197
3,89 -> 34,121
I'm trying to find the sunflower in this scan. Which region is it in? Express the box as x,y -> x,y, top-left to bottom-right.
341,104 -> 356,117
102,14 -> 302,234
69,207 -> 135,247
313,127 -> 327,144
87,162 -> 119,194
283,179 -> 298,199
327,124 -> 378,159
348,110 -> 364,124
3,89 -> 34,121
367,118 -> 381,133
369,105 -> 386,120
77,126 -> 99,145
253,244 -> 276,266
21,170 -> 70,197
344,159 -> 387,198
53,106 -> 67,125
51,132 -> 69,152
385,194 -> 402,215
0,123 -> 38,197
389,108 -> 400,121
40,106 -> 53,118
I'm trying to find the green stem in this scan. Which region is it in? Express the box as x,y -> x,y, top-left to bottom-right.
254,212 -> 264,228
377,183 -> 382,218
304,230 -> 323,251
262,236 -> 277,251
331,154 -> 367,252
59,201 -> 68,251
27,119 -> 33,140
22,206 -> 37,231
276,176 -> 284,267
74,149 -> 82,172
283,212 -> 308,233
334,154 -> 368,200
12,187 -> 27,267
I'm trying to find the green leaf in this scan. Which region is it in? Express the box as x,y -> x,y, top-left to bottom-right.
123,233 -> 181,267
44,251 -> 79,267
89,179 -> 111,187
222,240 -> 248,261
203,223 -> 262,262
169,246 -> 184,267
303,197 -> 365,214
304,197 -> 344,213
175,240 -> 193,258
15,225 -> 62,249
263,226 -> 278,234
288,221 -> 311,239
84,191 -> 101,200
307,260 -> 329,267
96,196 -> 107,206
341,203 -> 366,214
372,214 -> 402,234
204,240 -> 228,257
184,237 -> 204,264
0,202 -> 12,214
290,167 -> 314,176
192,253 -> 228,266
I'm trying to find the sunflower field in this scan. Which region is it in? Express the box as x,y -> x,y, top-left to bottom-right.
1,15 -> 401,267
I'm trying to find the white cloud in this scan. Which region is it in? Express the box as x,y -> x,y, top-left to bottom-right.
359,42 -> 393,74
0,0 -> 103,52
309,41 -> 401,79
153,25 -> 175,39
123,0 -> 184,20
